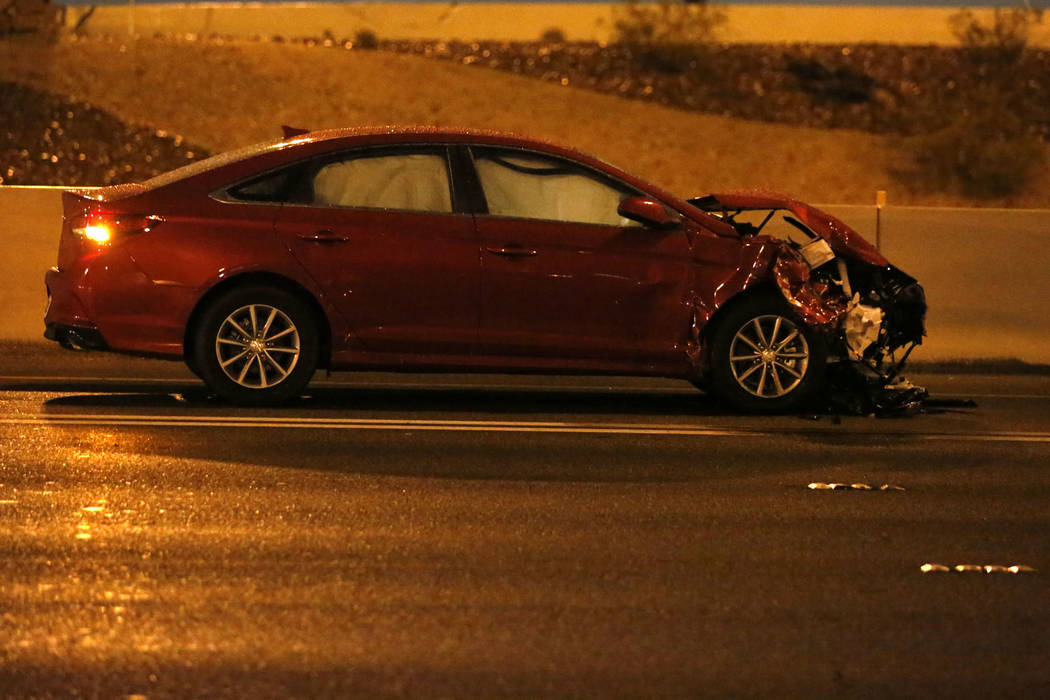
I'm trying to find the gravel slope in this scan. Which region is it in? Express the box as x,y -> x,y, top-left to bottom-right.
1,35 -> 1047,206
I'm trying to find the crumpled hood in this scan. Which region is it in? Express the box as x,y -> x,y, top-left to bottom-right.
700,191 -> 890,267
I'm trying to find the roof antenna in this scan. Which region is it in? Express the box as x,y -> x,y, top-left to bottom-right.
281,125 -> 310,139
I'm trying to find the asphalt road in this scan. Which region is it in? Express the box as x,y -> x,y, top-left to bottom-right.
1,345 -> 1049,697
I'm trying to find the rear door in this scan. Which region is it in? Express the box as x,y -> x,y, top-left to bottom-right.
266,146 -> 479,355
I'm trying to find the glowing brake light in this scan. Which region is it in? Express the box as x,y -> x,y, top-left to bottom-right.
75,223 -> 113,243
70,213 -> 163,245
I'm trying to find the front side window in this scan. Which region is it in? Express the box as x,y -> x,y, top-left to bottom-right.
225,149 -> 453,213
472,148 -> 638,227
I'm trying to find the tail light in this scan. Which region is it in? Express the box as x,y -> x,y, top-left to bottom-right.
70,212 -> 163,245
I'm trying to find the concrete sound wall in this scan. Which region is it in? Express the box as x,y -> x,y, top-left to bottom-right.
823,204 -> 1050,365
1,187 -> 63,345
65,3 -> 1050,47
3,186 -> 1049,363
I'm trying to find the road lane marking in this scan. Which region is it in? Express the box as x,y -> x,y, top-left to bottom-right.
2,377 -> 1049,399
0,415 -> 791,437
0,376 -> 698,394
3,414 -> 1050,443
0,376 -> 190,383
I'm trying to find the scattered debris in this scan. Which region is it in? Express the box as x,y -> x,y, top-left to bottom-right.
923,397 -> 980,409
921,563 -> 1037,574
825,362 -> 932,417
807,482 -> 905,491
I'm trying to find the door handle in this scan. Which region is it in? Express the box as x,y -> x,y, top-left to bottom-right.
486,246 -> 537,258
298,230 -> 350,243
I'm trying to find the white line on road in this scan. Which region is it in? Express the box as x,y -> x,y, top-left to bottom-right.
3,414 -> 1050,443
0,376 -> 696,394
2,377 -> 1049,400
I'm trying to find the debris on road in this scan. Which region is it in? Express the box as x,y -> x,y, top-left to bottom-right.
807,482 -> 906,491
921,563 -> 1037,574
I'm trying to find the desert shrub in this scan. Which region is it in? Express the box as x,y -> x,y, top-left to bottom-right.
540,27 -> 566,44
1,0 -> 63,39
353,29 -> 379,50
902,5 -> 1047,198
785,57 -> 877,104
613,0 -> 726,74
949,6 -> 1044,65
905,89 -> 1045,198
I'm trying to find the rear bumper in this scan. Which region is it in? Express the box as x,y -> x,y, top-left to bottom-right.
44,322 -> 109,351
44,265 -> 93,329
44,261 -> 191,358
44,266 -> 108,350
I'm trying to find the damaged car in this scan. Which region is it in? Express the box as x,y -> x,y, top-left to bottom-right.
689,192 -> 927,413
44,127 -> 925,411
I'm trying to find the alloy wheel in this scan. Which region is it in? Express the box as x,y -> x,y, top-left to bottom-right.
728,314 -> 810,398
214,304 -> 301,389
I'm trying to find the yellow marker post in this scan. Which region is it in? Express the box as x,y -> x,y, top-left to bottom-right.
875,190 -> 887,251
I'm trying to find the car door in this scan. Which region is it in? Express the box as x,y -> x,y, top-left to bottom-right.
269,146 -> 479,355
468,146 -> 693,363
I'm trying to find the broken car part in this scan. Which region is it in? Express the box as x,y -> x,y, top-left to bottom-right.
691,191 -> 928,414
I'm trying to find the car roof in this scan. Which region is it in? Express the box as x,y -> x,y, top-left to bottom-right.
290,126 -> 620,169
143,126 -> 619,192
293,125 -> 571,148
135,125 -> 735,235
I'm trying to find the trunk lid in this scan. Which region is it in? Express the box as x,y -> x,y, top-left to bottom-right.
57,185 -> 147,270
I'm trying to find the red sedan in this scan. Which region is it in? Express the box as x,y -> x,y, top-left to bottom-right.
44,127 -> 925,411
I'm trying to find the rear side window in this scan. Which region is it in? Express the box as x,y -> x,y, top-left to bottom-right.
312,153 -> 452,212
228,169 -> 298,202
225,149 -> 453,213
472,148 -> 639,227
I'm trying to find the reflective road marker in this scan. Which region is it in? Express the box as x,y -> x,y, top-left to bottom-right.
921,563 -> 1037,574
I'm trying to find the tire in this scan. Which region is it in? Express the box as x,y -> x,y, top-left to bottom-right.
193,286 -> 319,405
709,294 -> 826,414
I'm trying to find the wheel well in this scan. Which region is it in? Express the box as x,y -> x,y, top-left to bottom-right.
183,272 -> 332,369
695,284 -> 781,370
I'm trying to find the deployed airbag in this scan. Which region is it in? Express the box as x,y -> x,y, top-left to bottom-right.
313,154 -> 452,212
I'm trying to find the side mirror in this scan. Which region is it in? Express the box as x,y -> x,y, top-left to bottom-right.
618,196 -> 680,229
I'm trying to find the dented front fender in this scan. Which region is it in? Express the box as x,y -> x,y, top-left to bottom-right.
771,253 -> 849,330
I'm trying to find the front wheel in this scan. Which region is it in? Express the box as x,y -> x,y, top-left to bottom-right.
192,286 -> 319,405
709,296 -> 826,414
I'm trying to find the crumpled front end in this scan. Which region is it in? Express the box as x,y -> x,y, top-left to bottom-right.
770,243 -> 927,366
693,192 -> 928,414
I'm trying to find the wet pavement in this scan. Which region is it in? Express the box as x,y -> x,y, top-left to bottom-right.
2,346 -> 1049,697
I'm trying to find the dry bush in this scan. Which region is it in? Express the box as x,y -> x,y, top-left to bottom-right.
540,27 -> 566,44
902,6 -> 1047,198
949,6 -> 1044,65
0,0 -> 63,39
613,0 -> 726,74
353,29 -> 379,50
905,88 -> 1044,199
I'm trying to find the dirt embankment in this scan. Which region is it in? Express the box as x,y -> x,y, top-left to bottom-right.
1,35 -> 1047,207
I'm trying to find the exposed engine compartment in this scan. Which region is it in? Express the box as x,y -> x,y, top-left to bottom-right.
691,192 -> 928,415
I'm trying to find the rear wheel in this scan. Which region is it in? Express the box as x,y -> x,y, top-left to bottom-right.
193,286 -> 319,405
709,295 -> 826,413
